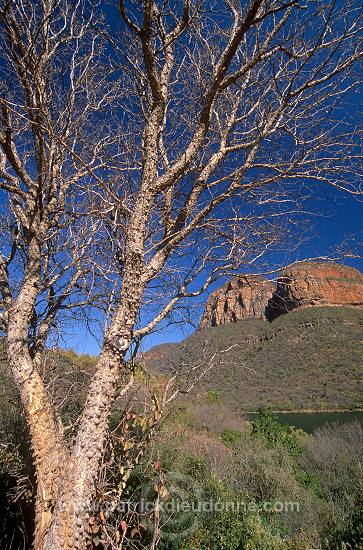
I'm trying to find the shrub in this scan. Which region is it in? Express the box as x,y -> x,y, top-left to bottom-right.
302,421 -> 363,548
251,409 -> 304,457
207,389 -> 222,404
221,428 -> 244,445
0,444 -> 33,549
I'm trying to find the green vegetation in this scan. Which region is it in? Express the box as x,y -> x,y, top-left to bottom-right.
97,411 -> 363,550
207,389 -> 222,404
0,365 -> 362,549
220,428 -> 244,445
0,306 -> 362,548
145,306 -> 363,412
251,409 -> 304,456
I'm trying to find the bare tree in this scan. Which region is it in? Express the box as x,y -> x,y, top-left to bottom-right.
0,0 -> 118,546
0,0 -> 362,548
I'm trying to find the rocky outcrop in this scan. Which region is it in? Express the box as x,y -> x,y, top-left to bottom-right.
266,262 -> 363,320
200,275 -> 275,328
200,262 -> 363,328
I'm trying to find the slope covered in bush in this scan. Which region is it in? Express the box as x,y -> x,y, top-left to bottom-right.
144,306 -> 363,411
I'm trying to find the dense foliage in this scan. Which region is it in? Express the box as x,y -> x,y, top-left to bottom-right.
0,343 -> 362,549
88,410 -> 362,550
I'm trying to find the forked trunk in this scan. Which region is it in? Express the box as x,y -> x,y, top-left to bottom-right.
42,350 -> 125,549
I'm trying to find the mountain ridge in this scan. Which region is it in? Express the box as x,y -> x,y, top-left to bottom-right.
200,261 -> 363,328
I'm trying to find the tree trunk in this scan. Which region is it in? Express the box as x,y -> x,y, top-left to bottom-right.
42,349 -> 126,549
6,238 -> 69,548
7,344 -> 69,548
42,205 -> 151,547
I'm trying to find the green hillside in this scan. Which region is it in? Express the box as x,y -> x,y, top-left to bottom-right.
144,306 -> 363,412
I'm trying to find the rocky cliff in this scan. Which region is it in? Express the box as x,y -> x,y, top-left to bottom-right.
200,262 -> 363,327
199,275 -> 275,328
266,262 -> 363,320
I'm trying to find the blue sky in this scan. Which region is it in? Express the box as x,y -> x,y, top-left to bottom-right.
1,1 -> 361,357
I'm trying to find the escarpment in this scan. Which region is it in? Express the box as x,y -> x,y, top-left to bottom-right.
199,275 -> 275,328
200,262 -> 363,327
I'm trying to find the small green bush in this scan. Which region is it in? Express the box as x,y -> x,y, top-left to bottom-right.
221,428 -> 244,445
251,409 -> 303,457
207,389 -> 222,404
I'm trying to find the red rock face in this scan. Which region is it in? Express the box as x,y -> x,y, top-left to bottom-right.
266,262 -> 363,320
200,275 -> 275,328
200,263 -> 363,327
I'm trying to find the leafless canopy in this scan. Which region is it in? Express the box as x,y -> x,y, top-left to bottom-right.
98,0 -> 363,338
